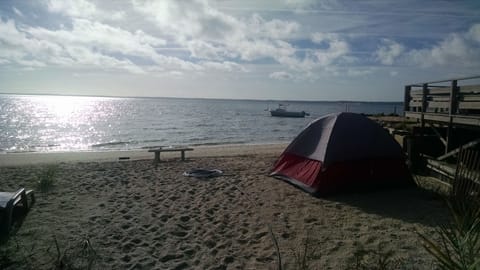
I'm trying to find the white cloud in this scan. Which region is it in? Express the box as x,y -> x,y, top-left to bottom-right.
468,24 -> 480,43
311,32 -> 350,66
187,40 -> 229,60
132,0 -> 302,68
406,23 -> 480,68
372,24 -> 480,68
132,0 -> 240,42
130,0 -> 365,78
46,0 -> 125,21
269,71 -> 293,80
375,39 -> 405,65
47,0 -> 96,17
249,14 -> 300,39
200,61 -> 247,72
285,0 -> 340,11
0,19 -> 144,73
28,19 -> 166,58
12,7 -> 24,17
0,17 -> 211,73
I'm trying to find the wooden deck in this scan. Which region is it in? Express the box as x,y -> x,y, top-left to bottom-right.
404,76 -> 480,156
403,76 -> 480,194
404,76 -> 480,127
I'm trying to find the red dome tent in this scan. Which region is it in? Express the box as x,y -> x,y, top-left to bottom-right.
270,112 -> 411,195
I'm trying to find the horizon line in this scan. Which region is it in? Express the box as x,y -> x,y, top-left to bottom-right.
0,91 -> 403,103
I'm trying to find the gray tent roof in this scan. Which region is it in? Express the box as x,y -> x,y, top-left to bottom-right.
285,112 -> 403,165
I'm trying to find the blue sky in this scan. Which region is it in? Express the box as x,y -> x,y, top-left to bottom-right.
0,0 -> 479,101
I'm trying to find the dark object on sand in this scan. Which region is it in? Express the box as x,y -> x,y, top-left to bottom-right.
183,169 -> 223,178
0,188 -> 35,234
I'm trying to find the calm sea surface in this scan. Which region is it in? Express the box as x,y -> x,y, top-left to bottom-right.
0,94 -> 402,153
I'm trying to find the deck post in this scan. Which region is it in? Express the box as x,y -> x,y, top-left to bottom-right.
404,85 -> 411,114
449,80 -> 458,115
446,80 -> 458,154
421,83 -> 428,134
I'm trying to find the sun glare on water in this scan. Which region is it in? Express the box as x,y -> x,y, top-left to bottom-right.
31,95 -> 98,123
14,95 -> 112,151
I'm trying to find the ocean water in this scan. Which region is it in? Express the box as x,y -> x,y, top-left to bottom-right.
0,94 -> 402,153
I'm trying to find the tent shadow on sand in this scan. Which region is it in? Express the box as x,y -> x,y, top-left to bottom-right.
324,187 -> 449,227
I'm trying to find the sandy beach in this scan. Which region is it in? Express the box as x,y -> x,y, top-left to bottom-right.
0,144 -> 448,269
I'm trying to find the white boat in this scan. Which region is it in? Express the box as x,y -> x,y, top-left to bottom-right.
269,104 -> 309,118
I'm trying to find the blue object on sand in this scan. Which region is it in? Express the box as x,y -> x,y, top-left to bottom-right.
183,169 -> 223,178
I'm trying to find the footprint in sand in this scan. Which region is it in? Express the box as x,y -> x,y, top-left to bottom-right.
120,222 -> 132,230
160,253 -> 183,262
159,214 -> 172,222
171,230 -> 188,238
173,262 -> 189,270
254,231 -> 268,239
131,238 -> 142,244
179,215 -> 190,222
204,239 -> 216,248
121,254 -> 132,264
122,242 -> 135,252
304,217 -> 318,223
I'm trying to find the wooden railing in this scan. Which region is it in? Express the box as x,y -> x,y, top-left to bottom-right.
404,76 -> 480,126
405,76 -> 480,115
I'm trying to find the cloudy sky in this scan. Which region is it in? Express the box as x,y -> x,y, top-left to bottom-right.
0,0 -> 479,101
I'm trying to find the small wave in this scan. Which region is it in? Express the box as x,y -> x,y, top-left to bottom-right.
195,123 -> 214,127
6,150 -> 37,153
190,140 -> 248,147
30,144 -> 61,148
91,141 -> 130,148
140,139 -> 166,143
153,127 -> 179,131
140,145 -> 165,149
187,136 -> 214,142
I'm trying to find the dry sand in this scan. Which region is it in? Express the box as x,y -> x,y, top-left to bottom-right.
0,144 -> 448,269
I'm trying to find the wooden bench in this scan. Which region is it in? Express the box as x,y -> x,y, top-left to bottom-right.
148,147 -> 194,164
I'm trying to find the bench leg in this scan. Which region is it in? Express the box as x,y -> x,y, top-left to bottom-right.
1,206 -> 13,234
20,191 -> 28,212
153,152 -> 160,164
181,151 -> 185,161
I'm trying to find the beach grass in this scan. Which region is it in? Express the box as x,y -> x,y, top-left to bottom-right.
347,243 -> 408,270
0,235 -> 97,270
418,198 -> 480,270
36,165 -> 58,193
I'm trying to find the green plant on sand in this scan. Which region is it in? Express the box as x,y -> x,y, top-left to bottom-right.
37,165 -> 58,192
285,233 -> 322,270
418,198 -> 480,270
347,243 -> 406,270
50,235 -> 98,270
0,235 -> 98,270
